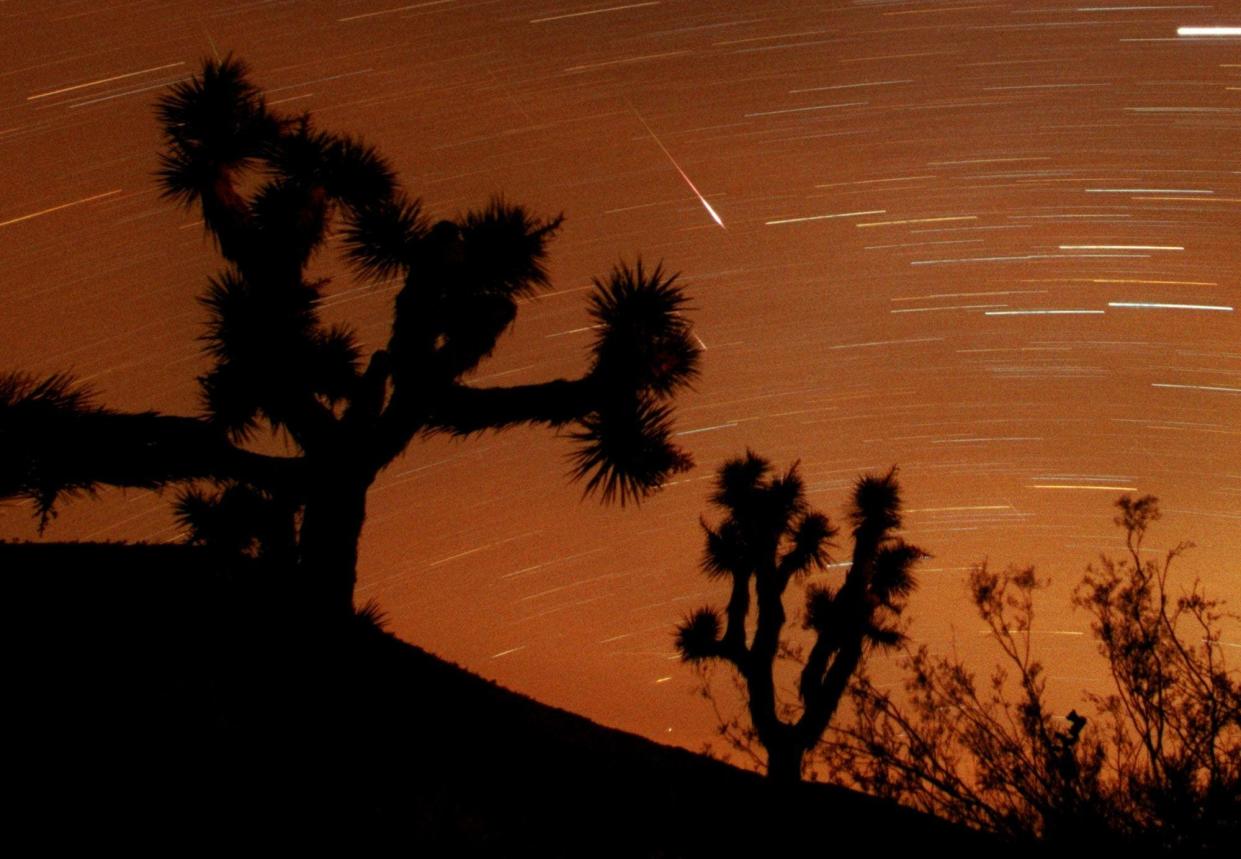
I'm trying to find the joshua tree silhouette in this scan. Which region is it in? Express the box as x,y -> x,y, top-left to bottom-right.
0,56 -> 699,621
676,451 -> 923,782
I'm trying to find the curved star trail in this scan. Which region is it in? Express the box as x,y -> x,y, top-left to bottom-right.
2,1 -> 1237,757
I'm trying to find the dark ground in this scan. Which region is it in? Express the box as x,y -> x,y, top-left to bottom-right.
7,540 -> 1000,855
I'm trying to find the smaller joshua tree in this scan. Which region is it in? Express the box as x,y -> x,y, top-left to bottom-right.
675,451 -> 924,782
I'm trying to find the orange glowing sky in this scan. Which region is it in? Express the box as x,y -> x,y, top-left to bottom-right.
3,1 -> 1238,759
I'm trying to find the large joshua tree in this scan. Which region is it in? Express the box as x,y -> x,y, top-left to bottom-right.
676,451 -> 923,782
0,57 -> 698,619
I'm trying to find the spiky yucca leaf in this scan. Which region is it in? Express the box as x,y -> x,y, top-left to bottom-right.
342,194 -> 428,281
676,606 -> 723,661
703,517 -> 764,581
850,466 -> 902,533
250,178 -> 330,267
155,55 -> 278,207
318,135 -> 396,210
266,121 -> 396,210
0,371 -> 93,416
569,397 -> 691,506
175,484 -> 255,554
710,449 -> 771,513
588,260 -> 698,396
703,453 -> 820,583
198,269 -> 319,364
0,372 -> 101,522
804,584 -> 838,633
310,324 -> 363,404
354,599 -> 391,633
459,199 -> 562,299
862,620 -> 906,652
757,464 -> 809,541
872,539 -> 924,607
778,511 -> 836,580
174,482 -> 294,559
198,269 -> 356,433
198,362 -> 261,439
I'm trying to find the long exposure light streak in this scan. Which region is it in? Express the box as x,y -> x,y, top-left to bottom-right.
0,189 -> 122,229
1177,26 -> 1241,36
630,105 -> 726,229
1109,302 -> 1232,312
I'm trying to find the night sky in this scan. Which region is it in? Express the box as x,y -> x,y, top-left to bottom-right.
3,1 -> 1238,758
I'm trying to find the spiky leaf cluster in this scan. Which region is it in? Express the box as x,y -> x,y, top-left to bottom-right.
696,452 -> 819,586
588,260 -> 698,396
677,606 -> 723,661
808,469 -> 922,653
175,482 -> 295,560
569,397 -> 687,506
0,373 -> 106,525
562,260 -> 699,504
197,271 -> 359,439
850,467 -> 903,534
156,56 -> 279,208
343,194 -> 428,281
387,204 -> 565,382
266,120 -> 396,211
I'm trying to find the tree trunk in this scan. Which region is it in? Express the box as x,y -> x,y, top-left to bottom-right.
297,460 -> 373,621
766,740 -> 804,784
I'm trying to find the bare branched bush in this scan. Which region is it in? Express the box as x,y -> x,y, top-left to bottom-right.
819,495 -> 1241,852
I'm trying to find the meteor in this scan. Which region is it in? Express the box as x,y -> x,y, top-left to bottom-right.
630,104 -> 725,229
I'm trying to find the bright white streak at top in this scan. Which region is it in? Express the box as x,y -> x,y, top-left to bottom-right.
631,106 -> 725,229
1085,188 -> 1212,194
1109,302 -> 1233,311
1080,6 -> 1211,10
1060,244 -> 1183,251
1177,26 -> 1241,36
1153,383 -> 1241,394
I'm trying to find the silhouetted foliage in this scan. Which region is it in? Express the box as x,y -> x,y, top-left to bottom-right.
675,451 -> 924,782
0,55 -> 698,619
820,495 -> 1241,852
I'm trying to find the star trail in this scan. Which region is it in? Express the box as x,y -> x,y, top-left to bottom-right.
1,0 -> 1237,756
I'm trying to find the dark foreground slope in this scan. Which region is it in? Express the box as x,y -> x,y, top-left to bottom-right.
7,541 -> 994,854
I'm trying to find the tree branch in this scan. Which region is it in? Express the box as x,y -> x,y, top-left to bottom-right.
2,406 -> 306,519
426,376 -> 600,434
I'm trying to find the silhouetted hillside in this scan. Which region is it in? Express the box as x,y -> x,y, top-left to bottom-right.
7,541 -> 998,854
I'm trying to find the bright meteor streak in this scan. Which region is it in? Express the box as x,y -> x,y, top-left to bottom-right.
1177,26 -> 1241,37
630,105 -> 725,229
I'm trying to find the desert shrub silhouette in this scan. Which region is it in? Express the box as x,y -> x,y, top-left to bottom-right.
819,494 -> 1241,852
